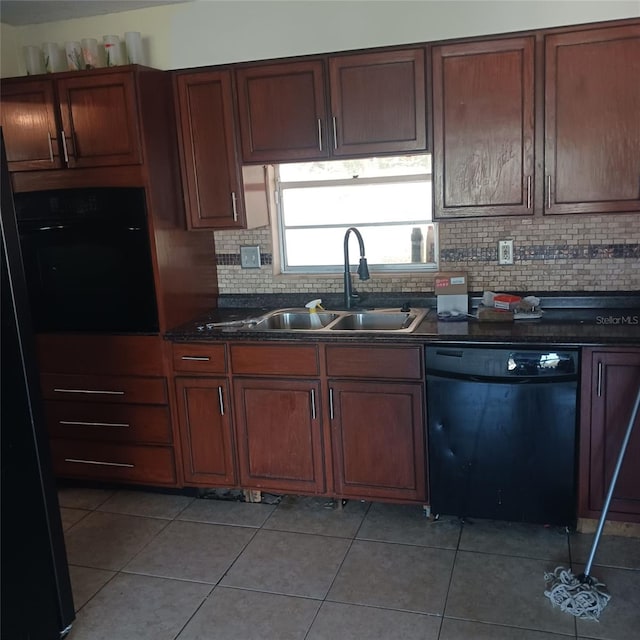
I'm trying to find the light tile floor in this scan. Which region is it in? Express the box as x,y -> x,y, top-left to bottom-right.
59,488 -> 640,640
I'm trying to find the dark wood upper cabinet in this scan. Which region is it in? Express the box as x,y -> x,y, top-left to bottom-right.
235,48 -> 427,163
0,80 -> 63,171
174,70 -> 246,229
328,48 -> 426,157
1,70 -> 142,171
56,72 -> 141,168
236,60 -> 329,163
432,37 -> 535,218
545,24 -> 640,215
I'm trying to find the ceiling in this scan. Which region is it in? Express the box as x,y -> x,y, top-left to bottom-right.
0,1 -> 193,26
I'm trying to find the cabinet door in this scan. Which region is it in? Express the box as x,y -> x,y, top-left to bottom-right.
330,380 -> 426,502
236,60 -> 329,163
584,349 -> 640,518
545,25 -> 640,214
432,37 -> 534,218
174,70 -> 246,229
175,377 -> 236,487
233,378 -> 324,494
0,79 -> 63,171
57,72 -> 142,168
329,48 -> 426,157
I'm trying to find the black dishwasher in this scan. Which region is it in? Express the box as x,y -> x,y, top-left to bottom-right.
425,346 -> 578,526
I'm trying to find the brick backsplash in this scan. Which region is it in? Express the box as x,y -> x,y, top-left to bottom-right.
213,213 -> 640,295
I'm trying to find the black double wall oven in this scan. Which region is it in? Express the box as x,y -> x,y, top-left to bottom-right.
14,187 -> 158,334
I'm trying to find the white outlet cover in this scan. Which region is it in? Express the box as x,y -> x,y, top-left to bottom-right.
240,245 -> 261,269
498,240 -> 514,265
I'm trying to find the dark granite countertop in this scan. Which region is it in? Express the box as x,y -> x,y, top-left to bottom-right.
165,293 -> 640,347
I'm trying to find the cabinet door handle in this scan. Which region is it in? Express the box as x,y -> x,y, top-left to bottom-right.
317,119 -> 322,151
310,388 -> 316,420
329,388 -> 334,420
218,386 -> 225,416
332,116 -> 338,150
60,129 -> 70,165
597,361 -> 603,397
53,388 -> 125,396
526,175 -> 532,209
64,458 -> 134,468
60,420 -> 129,428
181,355 -> 210,361
546,175 -> 552,209
231,192 -> 238,221
47,132 -> 54,162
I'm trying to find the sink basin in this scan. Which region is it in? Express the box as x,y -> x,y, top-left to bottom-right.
246,307 -> 427,333
249,309 -> 339,331
328,310 -> 425,332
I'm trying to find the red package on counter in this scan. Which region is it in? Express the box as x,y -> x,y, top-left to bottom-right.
493,294 -> 521,310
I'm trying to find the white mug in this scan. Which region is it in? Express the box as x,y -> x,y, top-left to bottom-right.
23,45 -> 45,75
103,35 -> 123,66
125,32 -> 144,65
81,38 -> 101,69
65,41 -> 83,70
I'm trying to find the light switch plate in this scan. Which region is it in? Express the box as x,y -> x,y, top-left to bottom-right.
498,239 -> 514,265
240,245 -> 261,269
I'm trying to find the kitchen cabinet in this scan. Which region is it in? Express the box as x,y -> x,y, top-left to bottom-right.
235,47 -> 426,163
579,347 -> 640,522
326,345 -> 426,502
544,24 -> 640,214
235,60 -> 328,163
172,343 -> 237,486
173,70 -> 246,229
1,69 -> 142,171
432,36 -> 535,218
230,344 -> 325,494
328,48 -> 426,157
38,334 -> 178,486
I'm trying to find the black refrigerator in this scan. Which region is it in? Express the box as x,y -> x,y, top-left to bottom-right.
1,133 -> 75,638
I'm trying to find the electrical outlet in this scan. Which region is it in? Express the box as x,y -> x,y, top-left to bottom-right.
498,239 -> 514,265
240,245 -> 261,269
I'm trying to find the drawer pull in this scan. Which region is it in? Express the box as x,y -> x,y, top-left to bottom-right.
329,388 -> 334,420
59,420 -> 130,428
53,388 -> 125,396
218,386 -> 225,416
64,458 -> 134,468
310,388 -> 316,420
181,356 -> 211,362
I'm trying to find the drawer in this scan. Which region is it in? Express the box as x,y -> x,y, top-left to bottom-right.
40,374 -> 168,405
36,334 -> 165,376
230,344 -> 319,376
45,402 -> 172,444
50,440 -> 177,486
325,345 -> 422,379
172,343 -> 227,374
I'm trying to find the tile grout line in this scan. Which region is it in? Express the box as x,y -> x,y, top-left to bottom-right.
435,517 -> 464,640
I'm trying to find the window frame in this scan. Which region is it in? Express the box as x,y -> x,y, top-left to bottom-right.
274,159 -> 438,275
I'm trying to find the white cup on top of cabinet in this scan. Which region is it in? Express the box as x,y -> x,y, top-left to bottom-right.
103,35 -> 123,66
65,41 -> 83,70
125,31 -> 144,64
23,45 -> 45,75
42,42 -> 64,73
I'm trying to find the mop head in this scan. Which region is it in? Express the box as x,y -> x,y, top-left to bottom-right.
544,566 -> 611,621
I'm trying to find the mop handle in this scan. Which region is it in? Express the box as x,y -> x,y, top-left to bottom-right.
584,382 -> 640,577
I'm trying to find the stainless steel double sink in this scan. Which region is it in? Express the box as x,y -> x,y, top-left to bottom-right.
244,307 -> 428,333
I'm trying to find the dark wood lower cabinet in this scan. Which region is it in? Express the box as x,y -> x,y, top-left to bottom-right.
330,380 -> 426,502
580,347 -> 640,522
175,377 -> 236,487
233,378 -> 325,494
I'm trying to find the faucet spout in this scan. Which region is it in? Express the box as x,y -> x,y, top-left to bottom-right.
343,227 -> 370,309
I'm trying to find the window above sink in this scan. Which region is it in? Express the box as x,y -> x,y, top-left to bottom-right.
273,155 -> 438,275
